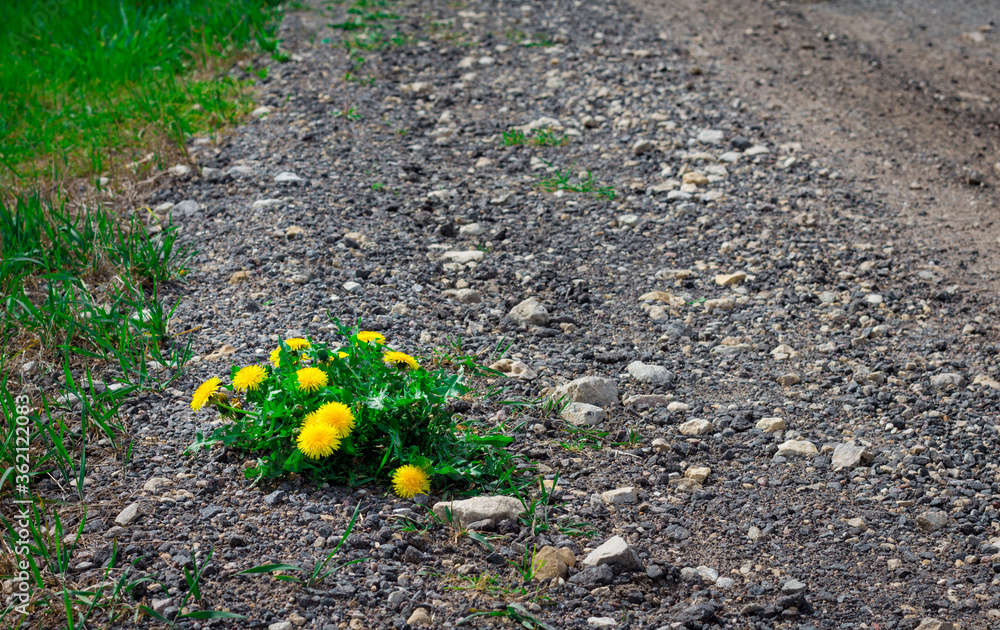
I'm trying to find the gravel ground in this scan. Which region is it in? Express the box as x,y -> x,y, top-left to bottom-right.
14,0 -> 1000,629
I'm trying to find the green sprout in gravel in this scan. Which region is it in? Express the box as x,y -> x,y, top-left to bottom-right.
187,321 -> 524,494
537,160 -> 616,200
503,127 -> 568,147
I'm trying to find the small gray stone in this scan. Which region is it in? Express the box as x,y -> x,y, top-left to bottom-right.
152,598 -> 173,615
441,250 -> 485,264
916,510 -> 949,533
582,535 -> 643,571
632,139 -> 654,155
600,487 -> 637,506
781,578 -> 807,595
831,443 -> 872,470
930,373 -> 966,390
508,297 -> 549,326
777,440 -> 818,458
678,418 -> 714,436
173,200 -> 201,217
199,505 -> 224,520
551,376 -> 618,408
387,590 -> 406,606
626,361 -> 674,384
263,490 -> 286,507
560,402 -> 605,426
587,618 -> 617,628
432,496 -> 524,527
342,281 -> 362,293
697,129 -> 725,144
115,503 -> 141,526
268,623 -> 294,630
274,172 -> 304,184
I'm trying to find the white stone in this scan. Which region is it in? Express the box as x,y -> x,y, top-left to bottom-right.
626,361 -> 673,384
831,443 -> 872,470
489,359 -> 538,381
560,402 -> 605,426
459,222 -> 485,235
697,129 -> 725,144
587,618 -> 617,628
508,297 -> 549,325
441,250 -> 485,264
342,281 -> 362,293
777,440 -> 818,457
582,536 -> 643,571
432,496 -> 524,527
274,172 -> 304,183
600,487 -> 637,505
551,376 -> 618,408
756,417 -> 785,432
143,477 -> 171,493
667,402 -> 689,412
685,466 -> 711,484
115,503 -> 141,526
678,419 -> 714,436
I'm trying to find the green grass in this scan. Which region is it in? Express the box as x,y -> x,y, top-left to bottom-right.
502,127 -> 568,148
536,161 -> 616,200
0,0 -> 284,183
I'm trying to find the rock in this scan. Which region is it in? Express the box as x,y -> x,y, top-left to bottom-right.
199,505 -> 224,519
770,344 -> 801,361
632,139 -> 654,155
432,496 -> 524,527
777,440 -> 818,457
507,297 -> 549,325
489,359 -> 538,381
776,373 -> 801,387
204,344 -> 237,361
930,373 -> 966,390
697,129 -> 725,144
569,564 -> 613,587
252,198 -> 282,209
386,591 -> 406,606
342,281 -> 362,293
916,510 -> 949,533
406,608 -> 432,627
670,478 -> 703,492
678,419 -> 714,436
973,374 -> 1000,390
582,536 -> 643,571
600,487 -> 637,505
714,271 -> 747,286
251,106 -> 272,118
626,361 -> 674,384
681,565 -> 718,584
781,578 -> 807,595
458,222 -> 485,235
651,438 -> 670,453
532,546 -> 575,581
560,402 -> 605,426
446,288 -> 482,304
274,172 -> 304,184
587,618 -> 617,628
268,623 -> 293,630
551,376 -> 618,408
667,401 -> 689,412
115,503 -> 140,526
442,250 -> 485,264
142,477 -> 171,493
914,620 -> 955,630
263,490 -> 285,507
623,394 -> 671,407
831,443 -> 872,470
681,171 -> 709,186
228,270 -> 250,285
756,417 -> 785,432
748,526 -> 763,542
173,199 -> 201,217
685,466 -> 711,484
152,598 -> 173,615
289,612 -> 307,627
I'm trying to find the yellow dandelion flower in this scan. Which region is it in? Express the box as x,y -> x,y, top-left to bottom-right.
191,377 -> 221,411
232,365 -> 267,392
356,331 -> 386,344
391,465 -> 430,498
270,339 -> 310,367
337,351 -> 349,359
297,422 -> 341,459
382,350 -> 419,370
296,367 -> 328,393
286,338 -> 311,351
306,401 -> 355,439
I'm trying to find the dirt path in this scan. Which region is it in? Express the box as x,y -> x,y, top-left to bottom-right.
630,0 -> 1000,286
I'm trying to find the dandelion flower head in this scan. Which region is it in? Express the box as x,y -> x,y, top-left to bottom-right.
232,365 -> 267,392
191,377 -> 221,411
392,465 -> 430,498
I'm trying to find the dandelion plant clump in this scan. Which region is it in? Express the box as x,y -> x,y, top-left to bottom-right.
187,322 -> 520,495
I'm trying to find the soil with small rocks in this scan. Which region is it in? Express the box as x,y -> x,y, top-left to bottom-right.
14,1 -> 1000,629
